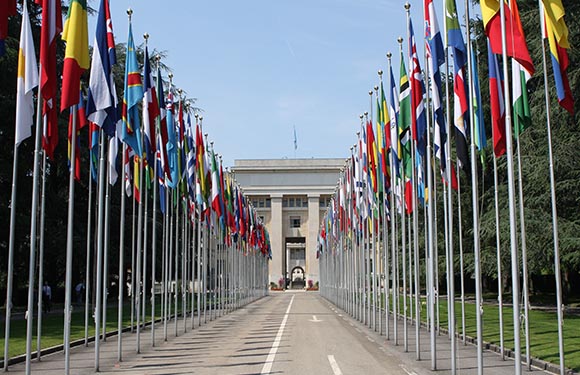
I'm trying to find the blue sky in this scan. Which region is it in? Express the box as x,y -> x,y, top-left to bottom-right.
92,0 -> 472,167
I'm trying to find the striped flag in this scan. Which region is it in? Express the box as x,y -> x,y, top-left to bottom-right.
14,1 -> 38,146
541,0 -> 574,114
142,46 -> 159,168
488,44 -> 506,157
424,0 -> 446,171
86,0 -> 118,136
408,17 -> 426,158
398,51 -> 413,214
121,21 -> 143,156
61,0 -> 89,111
36,0 -> 62,159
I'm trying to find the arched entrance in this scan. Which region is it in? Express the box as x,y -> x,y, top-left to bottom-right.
290,266 -> 305,289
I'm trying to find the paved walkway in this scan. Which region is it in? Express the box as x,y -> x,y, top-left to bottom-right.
7,292 -> 551,374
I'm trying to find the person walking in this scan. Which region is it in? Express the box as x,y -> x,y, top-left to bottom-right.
42,281 -> 52,313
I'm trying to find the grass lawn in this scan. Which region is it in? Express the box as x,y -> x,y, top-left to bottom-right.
0,295 -> 221,361
381,293 -> 580,372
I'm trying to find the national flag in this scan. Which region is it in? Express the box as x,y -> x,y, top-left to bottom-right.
36,0 -> 62,159
133,154 -> 141,203
86,0 -> 118,136
124,146 -> 133,197
408,17 -> 427,158
480,0 -> 534,74
488,44 -> 506,157
142,46 -> 159,169
210,149 -> 222,220
61,0 -> 89,111
446,0 -> 469,172
165,89 -> 179,189
68,89 -> 88,181
121,21 -> 144,157
14,1 -> 38,146
388,63 -> 400,177
156,132 -> 166,213
398,51 -> 413,214
156,66 -> 171,181
542,0 -> 574,114
186,114 -> 196,201
0,0 -> 17,57
471,46 -> 486,165
195,119 -> 207,207
512,60 -> 531,138
89,122 -> 99,181
108,131 -> 119,185
425,0 -> 446,170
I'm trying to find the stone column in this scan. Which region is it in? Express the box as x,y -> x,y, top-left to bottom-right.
269,195 -> 284,286
306,194 -> 320,285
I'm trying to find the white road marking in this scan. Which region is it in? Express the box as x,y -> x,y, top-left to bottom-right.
309,315 -> 322,322
260,295 -> 295,374
327,355 -> 344,375
399,364 -> 418,375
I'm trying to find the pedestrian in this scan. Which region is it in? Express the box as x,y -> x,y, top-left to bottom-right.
75,281 -> 85,305
42,281 -> 52,313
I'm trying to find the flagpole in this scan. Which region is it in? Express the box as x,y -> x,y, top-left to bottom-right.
499,2 -> 522,373
456,163 -> 466,345
464,3 -> 484,373
102,158 -> 112,342
423,36 -> 437,367
151,85 -> 160,347
4,139 -> 20,372
94,129 -> 109,370
516,136 -> 531,369
443,5 -> 456,369
63,101 -> 78,375
36,150 -> 48,360
369,90 -> 378,333
130,172 -> 136,333
538,3 -> 565,372
24,76 -> 43,375
492,154 -> 505,359
85,148 -> 94,347
118,140 -> 127,362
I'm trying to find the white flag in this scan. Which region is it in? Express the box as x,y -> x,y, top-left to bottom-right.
15,2 -> 39,146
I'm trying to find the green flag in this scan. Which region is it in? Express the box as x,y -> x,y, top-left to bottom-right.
512,60 -> 531,139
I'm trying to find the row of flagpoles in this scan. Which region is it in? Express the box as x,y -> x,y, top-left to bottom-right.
5,1 -> 272,374
319,0 -> 573,375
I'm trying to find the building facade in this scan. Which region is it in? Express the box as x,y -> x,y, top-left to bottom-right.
232,158 -> 344,288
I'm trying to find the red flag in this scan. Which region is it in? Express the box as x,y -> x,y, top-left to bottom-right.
0,0 -> 16,57
36,0 -> 63,159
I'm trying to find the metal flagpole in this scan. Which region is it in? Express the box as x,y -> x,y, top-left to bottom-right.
516,136 -> 531,369
168,192 -> 174,333
85,147 -> 94,347
369,91 -> 378,333
442,1 -> 456,367
499,2 -> 523,373
492,155 -> 505,359
4,133 -> 21,372
23,76 -> 43,375
102,162 -> 112,342
197,210 -> 202,327
174,190 -> 179,335
142,161 -> 149,335
163,176 -> 170,341
130,177 -> 136,333
456,164 -> 466,344
117,139 -> 127,362
537,4 -> 566,371
423,42 -> 437,368
464,4 -> 484,371
36,151 -> 48,360
94,131 -> 110,370
136,153 -> 145,352
63,103 -> 78,375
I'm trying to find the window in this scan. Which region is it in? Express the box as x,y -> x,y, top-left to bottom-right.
251,197 -> 271,209
290,249 -> 306,260
290,216 -> 301,228
283,196 -> 307,208
319,197 -> 331,208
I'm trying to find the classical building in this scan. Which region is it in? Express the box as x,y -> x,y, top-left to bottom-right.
232,158 -> 344,289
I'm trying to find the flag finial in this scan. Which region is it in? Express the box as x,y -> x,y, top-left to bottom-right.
378,69 -> 383,76
386,52 -> 392,60
127,8 -> 133,18
143,32 -> 149,41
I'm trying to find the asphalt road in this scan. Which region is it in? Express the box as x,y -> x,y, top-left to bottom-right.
7,291 -> 545,374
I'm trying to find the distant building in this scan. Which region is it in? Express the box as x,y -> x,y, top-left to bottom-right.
232,158 -> 344,289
